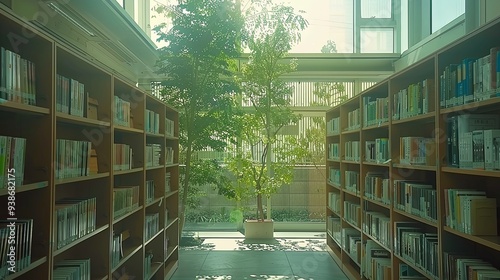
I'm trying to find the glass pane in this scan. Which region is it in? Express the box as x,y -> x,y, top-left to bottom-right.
432,0 -> 465,32
360,28 -> 394,53
361,0 -> 392,18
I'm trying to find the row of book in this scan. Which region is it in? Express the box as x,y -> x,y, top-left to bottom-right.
55,139 -> 92,179
344,170 -> 360,194
363,96 -> 389,127
392,79 -> 432,120
146,180 -> 155,204
53,259 -> 91,280
365,138 -> 389,163
399,136 -> 436,166
0,135 -> 25,187
113,186 -> 140,219
364,172 -> 390,205
393,180 -> 437,222
0,220 -> 33,277
146,144 -> 162,167
145,213 -> 160,241
113,143 -> 133,171
345,141 -> 360,162
346,108 -> 361,130
328,143 -> 339,160
440,47 -> 500,108
344,201 -> 361,228
447,114 -> 500,169
0,47 -> 37,105
327,117 -> 340,135
56,74 -> 86,117
363,240 -> 391,280
395,222 -> 439,278
326,216 -> 341,244
114,95 -> 131,127
363,211 -> 391,249
444,188 -> 497,235
165,146 -> 174,165
111,229 -> 130,268
328,192 -> 341,213
165,118 -> 175,137
444,252 -> 500,280
145,109 -> 160,134
54,197 -> 97,250
144,251 -> 154,279
328,167 -> 341,186
165,172 -> 171,193
342,227 -> 361,265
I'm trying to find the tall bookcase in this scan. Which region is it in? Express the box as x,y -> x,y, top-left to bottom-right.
0,5 -> 179,280
326,15 -> 500,280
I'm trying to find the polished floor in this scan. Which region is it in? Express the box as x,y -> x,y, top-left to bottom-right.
170,232 -> 348,280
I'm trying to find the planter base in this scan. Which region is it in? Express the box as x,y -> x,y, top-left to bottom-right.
244,219 -> 274,239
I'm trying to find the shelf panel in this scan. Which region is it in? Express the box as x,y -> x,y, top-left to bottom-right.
363,231 -> 391,252
363,197 -> 390,209
146,262 -> 163,280
0,100 -> 50,115
343,218 -> 362,232
114,167 -> 144,176
342,160 -> 361,165
165,245 -> 179,262
111,244 -> 143,273
53,225 -> 109,256
394,253 -> 439,280
146,132 -> 165,138
164,260 -> 179,280
114,125 -> 144,134
327,232 -> 342,249
165,218 -> 179,230
343,188 -> 360,198
362,122 -> 389,130
165,190 -> 178,198
56,112 -> 111,127
441,167 -> 500,178
0,181 -> 48,196
393,208 -> 437,228
444,226 -> 500,251
145,229 -> 164,246
165,135 -> 179,141
391,112 -> 435,125
341,128 -> 360,135
113,206 -> 143,224
146,165 -> 164,171
440,97 -> 500,114
326,133 -> 340,137
362,161 -> 390,167
327,182 -> 341,191
326,206 -> 341,217
165,163 -> 179,169
4,256 -> 46,280
392,163 -> 436,171
55,173 -> 109,185
327,158 -> 341,163
146,197 -> 163,208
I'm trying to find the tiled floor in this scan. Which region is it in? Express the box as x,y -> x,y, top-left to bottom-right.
170,232 -> 348,280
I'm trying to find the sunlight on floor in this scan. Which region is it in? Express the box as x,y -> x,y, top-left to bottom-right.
182,238 -> 326,251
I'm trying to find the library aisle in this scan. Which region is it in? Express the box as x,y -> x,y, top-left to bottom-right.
170,232 -> 348,280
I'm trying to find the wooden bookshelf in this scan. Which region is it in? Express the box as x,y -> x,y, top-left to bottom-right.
0,5 -> 179,280
326,15 -> 500,280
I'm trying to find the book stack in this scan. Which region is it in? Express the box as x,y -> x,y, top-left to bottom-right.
347,108 -> 361,130
362,240 -> 391,280
327,117 -> 340,135
328,192 -> 341,213
113,186 -> 140,219
114,95 -> 131,127
444,188 -> 497,235
364,172 -> 390,205
341,227 -> 361,265
329,168 -> 341,186
146,180 -> 155,204
145,213 -> 160,241
165,118 -> 175,137
363,211 -> 391,248
344,170 -> 360,194
144,251 -> 154,279
165,172 -> 171,193
0,220 -> 33,277
343,201 -> 361,228
55,139 -> 92,179
443,252 -> 500,280
328,143 -> 339,160
56,74 -> 86,116
399,137 -> 435,165
363,96 -> 389,127
113,143 -> 133,171
0,47 -> 37,105
393,180 -> 437,222
145,109 -> 160,134
53,259 -> 91,280
392,79 -> 432,120
0,136 -> 26,186
365,138 -> 389,163
345,141 -> 360,161
111,229 -> 130,268
165,146 -> 174,165
327,216 -> 342,245
395,222 -> 439,278
54,198 -> 97,249
146,144 -> 161,167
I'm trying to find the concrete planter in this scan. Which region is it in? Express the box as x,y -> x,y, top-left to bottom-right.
244,219 -> 274,239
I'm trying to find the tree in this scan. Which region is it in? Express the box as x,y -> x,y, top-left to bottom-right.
321,39 -> 338,53
226,0 -> 308,222
153,0 -> 244,233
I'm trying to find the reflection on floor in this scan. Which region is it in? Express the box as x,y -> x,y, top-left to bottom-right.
170,232 -> 348,280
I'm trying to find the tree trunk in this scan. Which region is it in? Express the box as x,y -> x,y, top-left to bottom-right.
256,191 -> 264,221
178,143 -> 193,236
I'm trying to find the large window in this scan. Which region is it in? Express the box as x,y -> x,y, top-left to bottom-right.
432,0 -> 465,32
